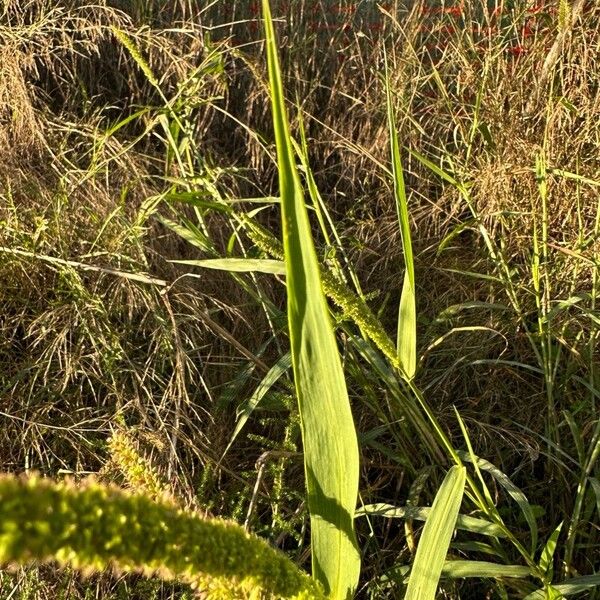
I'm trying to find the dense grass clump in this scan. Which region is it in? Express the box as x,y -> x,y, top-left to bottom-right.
0,0 -> 599,598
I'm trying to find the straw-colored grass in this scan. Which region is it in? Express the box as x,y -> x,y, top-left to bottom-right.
0,0 -> 599,597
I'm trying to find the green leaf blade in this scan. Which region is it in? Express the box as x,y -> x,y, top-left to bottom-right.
384,52 -> 416,378
170,258 -> 286,275
442,561 -> 530,579
262,1 -> 361,598
405,466 -> 466,600
523,575 -> 600,599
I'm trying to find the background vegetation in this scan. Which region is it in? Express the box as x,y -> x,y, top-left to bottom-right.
0,0 -> 598,597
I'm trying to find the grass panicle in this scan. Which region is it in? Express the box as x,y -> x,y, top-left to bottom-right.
0,474 -> 325,600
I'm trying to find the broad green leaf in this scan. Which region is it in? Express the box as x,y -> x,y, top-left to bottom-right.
170,258 -> 286,275
405,466 -> 466,600
357,503 -> 507,538
384,50 -> 416,378
442,561 -> 530,579
262,1 -> 361,598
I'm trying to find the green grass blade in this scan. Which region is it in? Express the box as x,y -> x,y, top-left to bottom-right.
0,247 -> 167,287
405,466 -> 466,600
261,1 -> 361,598
539,521 -> 562,580
222,352 -> 292,459
357,503 -> 506,538
442,561 -> 531,579
384,50 -> 416,378
588,476 -> 600,515
450,541 -> 504,558
454,408 -> 496,510
164,191 -> 234,213
169,258 -> 286,275
524,575 -> 600,599
457,450 -> 538,554
157,215 -> 212,252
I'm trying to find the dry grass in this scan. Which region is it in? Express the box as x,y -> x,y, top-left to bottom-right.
0,0 -> 599,597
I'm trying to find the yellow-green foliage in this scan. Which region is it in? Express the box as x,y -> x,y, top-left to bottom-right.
107,430 -> 170,502
0,474 -> 324,600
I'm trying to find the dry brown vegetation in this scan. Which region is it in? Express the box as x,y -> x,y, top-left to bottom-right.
0,0 -> 599,598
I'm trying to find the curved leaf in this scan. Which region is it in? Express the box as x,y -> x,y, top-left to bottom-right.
524,575 -> 600,599
357,503 -> 507,538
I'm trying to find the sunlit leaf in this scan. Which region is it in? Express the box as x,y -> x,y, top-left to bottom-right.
405,466 -> 466,600
170,258 -> 286,275
262,1 -> 361,598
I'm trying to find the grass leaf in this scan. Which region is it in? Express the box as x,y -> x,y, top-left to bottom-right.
384,50 -> 416,378
222,352 -> 292,459
523,575 -> 600,599
539,521 -> 563,579
170,258 -> 286,275
457,450 -> 539,554
357,502 -> 506,538
442,561 -> 530,579
405,465 -> 466,600
262,1 -> 361,597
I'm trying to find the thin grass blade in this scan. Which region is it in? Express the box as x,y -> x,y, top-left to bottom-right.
357,502 -> 506,538
170,258 -> 286,275
442,561 -> 530,579
539,521 -> 562,580
222,353 -> 292,459
457,450 -> 538,554
384,50 -> 416,378
523,575 -> 600,599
